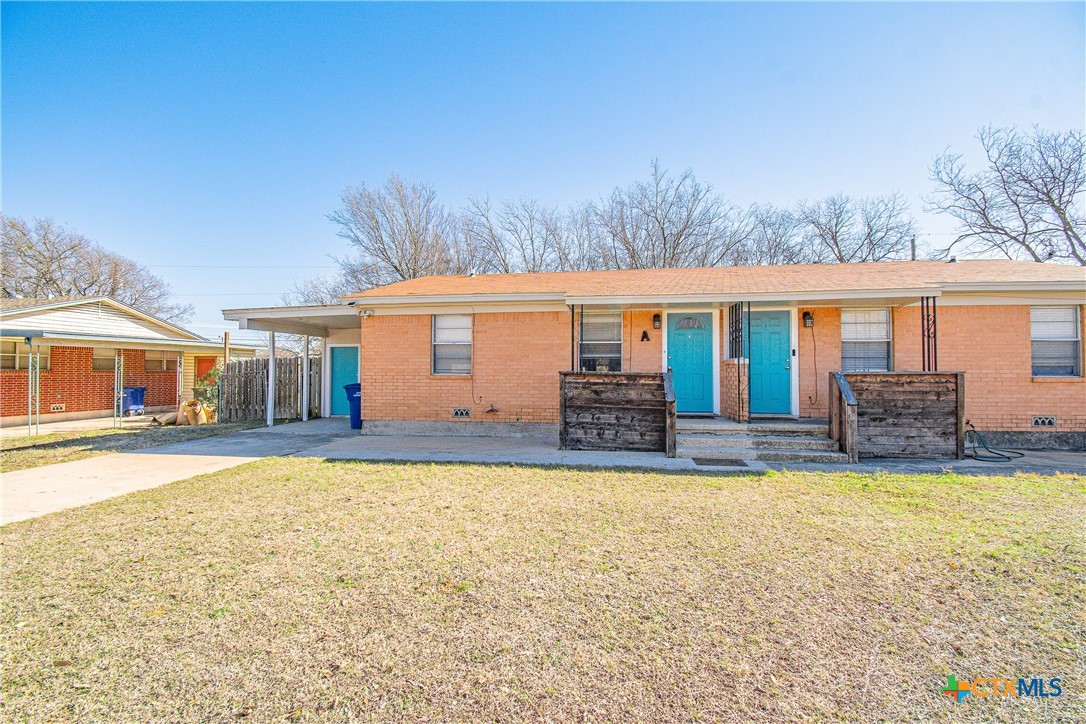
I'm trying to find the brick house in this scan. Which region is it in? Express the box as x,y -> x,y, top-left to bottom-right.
2,297 -> 254,426
224,259 -> 1086,452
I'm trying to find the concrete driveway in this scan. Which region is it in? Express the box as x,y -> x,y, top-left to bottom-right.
1,418 -> 354,525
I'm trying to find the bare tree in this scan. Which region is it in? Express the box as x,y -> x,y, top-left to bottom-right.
1,215 -> 193,322
555,203 -> 607,271
929,126 -> 1085,264
731,204 -> 813,266
328,174 -> 467,287
595,160 -> 749,269
463,197 -> 561,273
796,193 -> 916,263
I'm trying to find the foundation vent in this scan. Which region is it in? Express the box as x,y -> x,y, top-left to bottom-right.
452,407 -> 471,419
1031,415 -> 1056,429
50,404 -> 65,412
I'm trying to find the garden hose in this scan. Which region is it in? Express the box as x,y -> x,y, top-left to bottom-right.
963,420 -> 1025,463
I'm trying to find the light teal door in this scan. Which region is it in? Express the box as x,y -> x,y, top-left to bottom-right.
749,311 -> 791,414
667,312 -> 714,413
329,346 -> 359,416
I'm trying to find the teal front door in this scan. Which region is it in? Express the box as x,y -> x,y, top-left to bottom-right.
329,346 -> 359,416
749,311 -> 791,414
667,312 -> 714,413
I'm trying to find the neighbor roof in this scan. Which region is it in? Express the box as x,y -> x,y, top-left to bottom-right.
0,296 -> 90,312
343,259 -> 1086,302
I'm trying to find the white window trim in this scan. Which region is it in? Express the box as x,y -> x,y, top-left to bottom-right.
579,311 -> 624,372
840,308 -> 893,373
431,314 -> 473,376
1030,305 -> 1082,377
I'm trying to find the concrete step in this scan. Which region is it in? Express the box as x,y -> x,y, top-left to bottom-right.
677,434 -> 839,451
677,446 -> 850,464
676,419 -> 828,437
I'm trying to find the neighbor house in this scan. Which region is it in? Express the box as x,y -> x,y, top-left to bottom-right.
1,297 -> 255,425
223,259 -> 1086,453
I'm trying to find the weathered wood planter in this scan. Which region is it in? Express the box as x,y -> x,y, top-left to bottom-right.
834,371 -> 965,460
559,372 -> 676,457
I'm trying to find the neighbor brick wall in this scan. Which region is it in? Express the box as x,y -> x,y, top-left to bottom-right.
1,346 -> 180,418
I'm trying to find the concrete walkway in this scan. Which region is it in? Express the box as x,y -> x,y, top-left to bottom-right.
302,434 -> 727,471
1,418 -> 354,525
302,434 -> 1086,475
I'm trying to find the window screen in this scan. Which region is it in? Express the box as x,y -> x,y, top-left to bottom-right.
1,342 -> 50,370
841,309 -> 891,372
144,350 -> 179,371
93,348 -> 117,371
432,315 -> 472,374
1031,306 -> 1081,377
580,312 -> 622,372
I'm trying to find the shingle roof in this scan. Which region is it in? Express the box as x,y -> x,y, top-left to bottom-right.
344,260 -> 1086,301
0,296 -> 99,312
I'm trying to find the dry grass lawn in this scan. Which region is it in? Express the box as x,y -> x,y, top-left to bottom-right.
1,460 -> 1082,721
0,422 -> 262,473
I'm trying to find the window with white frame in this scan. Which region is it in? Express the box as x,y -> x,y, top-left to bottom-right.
432,315 -> 472,374
144,350 -> 179,371
841,309 -> 892,372
0,342 -> 50,370
580,312 -> 623,372
1031,306 -> 1081,377
93,347 -> 117,371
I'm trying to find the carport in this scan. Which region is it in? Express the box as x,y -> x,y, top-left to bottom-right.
222,304 -> 365,426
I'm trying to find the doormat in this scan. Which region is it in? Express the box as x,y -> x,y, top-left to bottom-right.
692,458 -> 749,467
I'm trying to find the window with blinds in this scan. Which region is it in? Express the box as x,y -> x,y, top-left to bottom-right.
1031,306 -> 1081,377
432,315 -> 472,374
841,309 -> 892,372
580,312 -> 622,372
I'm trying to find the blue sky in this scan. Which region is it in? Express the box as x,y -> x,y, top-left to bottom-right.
2,1 -> 1083,342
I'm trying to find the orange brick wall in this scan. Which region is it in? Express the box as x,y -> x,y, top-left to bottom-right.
356,304 -> 1085,433
1,346 -> 179,418
893,304 -> 1086,433
360,311 -> 573,424
797,307 -> 842,418
625,310 -> 663,372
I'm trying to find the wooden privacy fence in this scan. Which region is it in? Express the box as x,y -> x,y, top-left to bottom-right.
219,357 -> 322,423
830,371 -> 965,461
559,371 -> 677,457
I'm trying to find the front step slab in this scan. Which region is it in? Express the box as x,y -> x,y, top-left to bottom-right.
676,420 -> 828,437
678,434 -> 839,451
676,446 -> 850,464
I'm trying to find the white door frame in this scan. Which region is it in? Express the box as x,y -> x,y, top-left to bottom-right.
324,343 -> 360,417
661,309 -> 721,416
747,306 -> 800,418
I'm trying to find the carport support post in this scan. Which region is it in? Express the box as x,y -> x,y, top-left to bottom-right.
301,335 -> 310,422
266,331 -> 276,427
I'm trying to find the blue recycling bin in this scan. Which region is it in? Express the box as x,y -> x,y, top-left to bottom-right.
343,383 -> 362,430
122,386 -> 147,416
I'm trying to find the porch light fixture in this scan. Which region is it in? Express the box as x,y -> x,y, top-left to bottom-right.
803,311 -> 814,328
652,314 -> 661,329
